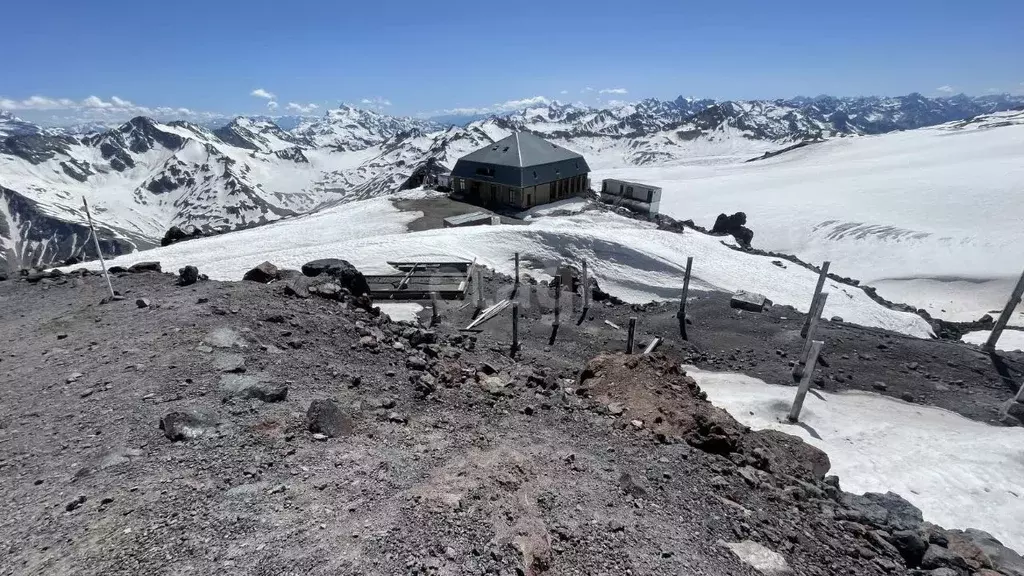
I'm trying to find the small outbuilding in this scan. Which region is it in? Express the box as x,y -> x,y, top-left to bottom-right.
600,178 -> 662,215
450,132 -> 590,210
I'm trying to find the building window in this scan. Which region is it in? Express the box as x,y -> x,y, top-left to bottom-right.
626,186 -> 634,198
647,189 -> 654,203
475,167 -> 495,177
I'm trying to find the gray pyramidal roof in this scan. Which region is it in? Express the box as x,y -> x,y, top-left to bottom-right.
451,132 -> 591,188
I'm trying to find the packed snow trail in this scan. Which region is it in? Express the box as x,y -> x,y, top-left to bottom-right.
688,366 -> 1024,553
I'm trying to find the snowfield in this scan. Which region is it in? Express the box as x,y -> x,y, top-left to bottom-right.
688,367 -> 1024,553
592,111 -> 1024,326
962,329 -> 1024,352
77,190 -> 934,338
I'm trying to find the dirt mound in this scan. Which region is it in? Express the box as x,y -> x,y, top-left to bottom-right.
578,353 -> 830,481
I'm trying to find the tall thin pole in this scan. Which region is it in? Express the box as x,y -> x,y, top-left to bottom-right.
678,256 -> 693,340
802,261 -> 831,338
626,317 -> 637,354
514,253 -> 520,286
82,197 -> 115,299
475,267 -> 484,310
794,292 -> 829,379
984,269 -> 1024,353
511,302 -> 519,356
788,340 -> 824,423
582,260 -> 590,309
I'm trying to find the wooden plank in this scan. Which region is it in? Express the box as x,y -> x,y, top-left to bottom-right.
801,261 -> 831,338
984,269 -> 1024,352
788,341 -> 824,422
604,320 -> 620,330
642,337 -> 662,355
464,299 -> 511,330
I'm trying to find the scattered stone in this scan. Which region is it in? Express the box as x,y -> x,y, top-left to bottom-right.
66,372 -> 84,383
606,402 -> 625,415
478,361 -> 499,375
306,399 -> 353,438
178,265 -> 199,286
136,298 -> 150,309
213,354 -> 246,374
721,540 -> 791,575
901,392 -> 915,403
242,261 -> 279,283
406,355 -> 427,371
841,491 -> 923,532
300,258 -> 370,296
921,544 -> 968,571
203,327 -> 248,349
65,495 -> 87,512
128,261 -> 161,273
159,410 -> 217,442
481,376 -> 508,396
872,381 -> 888,391
831,316 -> 844,322
387,412 -> 408,424
730,290 -> 769,312
891,529 -> 929,567
219,374 -> 287,402
946,528 -> 1024,576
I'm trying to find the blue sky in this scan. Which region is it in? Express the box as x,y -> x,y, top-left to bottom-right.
2,0 -> 1022,124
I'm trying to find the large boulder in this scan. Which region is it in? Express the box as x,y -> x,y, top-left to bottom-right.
301,258 -> 370,296
840,491 -> 924,532
242,261 -> 279,283
161,226 -> 190,247
306,399 -> 353,438
219,375 -> 287,403
178,265 -> 199,286
711,212 -> 754,247
946,528 -> 1024,576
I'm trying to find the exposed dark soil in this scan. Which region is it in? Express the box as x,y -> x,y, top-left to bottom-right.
393,197 -> 526,232
1,268 -> 1022,576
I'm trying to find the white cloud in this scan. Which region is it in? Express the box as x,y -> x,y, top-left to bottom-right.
0,93 -> 232,127
560,90 -> 568,95
285,102 -> 319,113
266,101 -> 279,111
425,95 -> 552,118
599,88 -> 628,95
581,87 -> 594,93
250,88 -> 276,100
360,97 -> 392,108
936,85 -> 954,94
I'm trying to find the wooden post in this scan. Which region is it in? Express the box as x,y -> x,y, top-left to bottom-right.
475,267 -> 484,310
801,261 -> 831,338
511,302 -> 519,356
514,253 -> 520,286
643,337 -> 662,355
678,256 -> 693,340
553,278 -> 561,327
794,292 -> 828,379
430,292 -> 439,327
788,340 -> 824,423
983,269 -> 1024,353
626,317 -> 637,354
82,197 -> 115,299
582,260 -> 590,309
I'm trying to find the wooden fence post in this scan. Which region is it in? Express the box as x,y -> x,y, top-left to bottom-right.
514,253 -> 520,286
801,261 -> 831,338
627,317 -> 637,354
511,302 -> 519,356
983,269 -> 1024,353
788,340 -> 824,422
794,292 -> 828,379
553,278 -> 561,327
678,256 -> 693,340
430,292 -> 439,327
582,260 -> 590,309
82,197 -> 115,299
475,267 -> 484,310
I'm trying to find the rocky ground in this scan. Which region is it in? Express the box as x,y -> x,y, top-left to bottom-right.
1,264 -> 1023,576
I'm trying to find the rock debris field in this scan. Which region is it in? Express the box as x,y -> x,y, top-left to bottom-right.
1,262 -> 1023,576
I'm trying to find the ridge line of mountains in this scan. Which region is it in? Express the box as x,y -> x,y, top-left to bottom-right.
2,92 -> 1023,272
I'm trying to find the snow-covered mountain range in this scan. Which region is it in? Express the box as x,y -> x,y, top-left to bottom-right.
2,93 -> 1022,272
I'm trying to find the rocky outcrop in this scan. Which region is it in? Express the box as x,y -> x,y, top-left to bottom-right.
301,258 -> 370,296
711,211 -> 754,247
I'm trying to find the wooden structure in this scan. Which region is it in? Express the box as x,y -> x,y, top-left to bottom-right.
364,259 -> 474,300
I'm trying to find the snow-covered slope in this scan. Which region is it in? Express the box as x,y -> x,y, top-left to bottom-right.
598,110 -> 1024,325
65,189 -> 935,338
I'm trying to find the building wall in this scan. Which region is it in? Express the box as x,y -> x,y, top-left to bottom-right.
601,179 -> 662,204
454,173 -> 591,209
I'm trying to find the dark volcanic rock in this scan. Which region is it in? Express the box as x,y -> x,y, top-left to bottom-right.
841,491 -> 924,531
306,399 -> 353,438
921,544 -> 968,571
178,265 -> 199,286
128,261 -> 162,273
711,211 -> 754,247
301,258 -> 370,296
242,261 -> 279,283
219,375 -> 287,403
891,529 -> 929,567
159,410 -> 217,442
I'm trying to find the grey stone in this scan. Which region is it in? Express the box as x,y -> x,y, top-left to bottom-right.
730,290 -> 769,312
840,491 -> 923,531
213,353 -> 246,373
242,261 -> 279,283
136,298 -> 150,308
891,529 -> 929,567
1001,399 -> 1024,422
406,355 -> 428,370
159,410 -> 218,441
946,528 -> 1024,576
921,544 -> 967,571
128,261 -> 161,273
203,327 -> 248,349
219,374 -> 286,402
306,399 -> 353,438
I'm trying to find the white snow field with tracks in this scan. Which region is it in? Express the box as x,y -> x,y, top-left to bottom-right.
961,329 -> 1024,352
84,189 -> 934,338
592,110 -> 1024,327
688,367 -> 1024,553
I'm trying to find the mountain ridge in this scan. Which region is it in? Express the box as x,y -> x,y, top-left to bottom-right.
2,92 -> 1022,271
